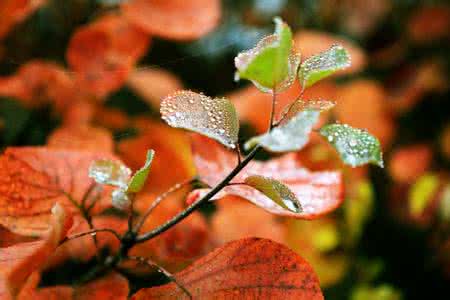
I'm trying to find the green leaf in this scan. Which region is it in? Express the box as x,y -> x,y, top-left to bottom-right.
409,173 -> 439,216
298,44 -> 350,89
245,109 -> 320,152
351,284 -> 402,300
244,175 -> 302,212
127,149 -> 155,193
320,124 -> 383,168
161,91 -> 239,148
234,17 -> 299,93
88,159 -> 131,188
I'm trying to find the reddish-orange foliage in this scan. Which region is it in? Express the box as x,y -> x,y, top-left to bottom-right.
407,5 -> 450,43
0,204 -> 72,300
211,196 -> 286,244
66,14 -> 150,99
122,0 -> 221,41
47,125 -> 114,153
388,144 -> 433,184
188,135 -> 344,219
293,30 -> 367,74
17,271 -> 129,300
128,68 -> 183,108
0,60 -> 76,112
132,237 -> 323,299
0,0 -> 47,40
118,119 -> 195,194
0,147 -> 118,236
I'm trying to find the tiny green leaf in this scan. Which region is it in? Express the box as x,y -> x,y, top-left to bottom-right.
298,44 -> 350,89
127,149 -> 155,193
320,124 -> 383,168
234,17 -> 299,93
409,173 -> 439,216
88,159 -> 131,188
244,175 -> 302,213
245,109 -> 320,152
161,91 -> 239,148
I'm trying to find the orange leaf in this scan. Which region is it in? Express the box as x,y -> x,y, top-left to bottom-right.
388,144 -> 433,184
17,271 -> 128,300
293,30 -> 367,75
0,60 -> 76,112
132,237 -> 323,299
127,68 -> 183,109
0,203 -> 72,300
0,147 -> 119,236
66,14 -> 150,99
0,0 -> 46,40
122,0 -> 221,41
188,135 -> 343,219
47,125 -> 114,153
407,5 -> 450,43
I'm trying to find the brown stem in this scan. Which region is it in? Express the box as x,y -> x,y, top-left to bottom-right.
59,228 -> 121,246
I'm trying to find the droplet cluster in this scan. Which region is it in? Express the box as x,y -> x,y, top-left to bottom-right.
88,159 -> 131,188
161,91 -> 239,148
320,123 -> 384,167
299,44 -> 351,86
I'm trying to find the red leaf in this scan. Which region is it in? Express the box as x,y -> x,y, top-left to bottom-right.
188,135 -> 343,219
0,204 -> 72,300
122,0 -> 221,41
0,147 -> 119,236
0,0 -> 46,40
66,14 -> 150,99
132,237 -> 323,299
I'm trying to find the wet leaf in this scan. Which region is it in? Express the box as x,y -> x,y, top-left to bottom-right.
127,149 -> 154,193
189,135 -> 343,219
132,238 -> 323,299
320,124 -> 383,168
235,17 -> 299,93
122,0 -> 221,41
244,175 -> 302,212
161,91 -> 239,148
298,45 -> 350,89
0,147 -> 118,236
245,109 -> 320,152
0,204 -> 72,300
89,160 -> 131,188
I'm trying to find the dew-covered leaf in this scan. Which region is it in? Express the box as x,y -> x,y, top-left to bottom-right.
127,149 -> 154,193
88,159 -> 131,188
189,135 -> 344,219
234,17 -> 299,93
161,91 -> 239,148
280,99 -> 336,122
298,45 -> 350,89
245,109 -> 320,152
244,175 -> 302,212
132,238 -> 323,300
319,124 -> 383,168
111,188 -> 131,211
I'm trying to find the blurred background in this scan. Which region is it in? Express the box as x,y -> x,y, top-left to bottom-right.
0,0 -> 449,299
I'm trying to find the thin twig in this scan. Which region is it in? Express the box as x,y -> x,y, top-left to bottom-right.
133,178 -> 196,233
127,256 -> 192,299
235,144 -> 242,165
59,228 -> 121,246
269,91 -> 277,130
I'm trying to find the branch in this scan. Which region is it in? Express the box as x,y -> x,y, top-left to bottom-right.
59,228 -> 121,246
127,256 -> 192,299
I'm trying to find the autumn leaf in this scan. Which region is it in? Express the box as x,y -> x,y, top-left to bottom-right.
47,125 -> 114,153
0,0 -> 47,40
407,5 -> 450,43
66,14 -> 150,99
388,144 -> 432,184
132,237 -> 323,299
0,203 -> 72,300
122,0 -> 221,41
188,135 -> 343,219
0,147 -> 119,236
17,271 -> 129,300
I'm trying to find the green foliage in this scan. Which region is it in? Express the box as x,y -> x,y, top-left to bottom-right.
351,285 -> 402,300
245,109 -> 319,152
320,124 -> 384,168
409,173 -> 439,216
161,91 -> 239,148
127,150 -> 154,193
298,45 -> 350,89
234,17 -> 299,92
244,175 -> 302,212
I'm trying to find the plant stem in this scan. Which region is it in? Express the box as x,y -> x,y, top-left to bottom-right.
135,145 -> 261,244
59,228 -> 121,246
269,91 -> 277,129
